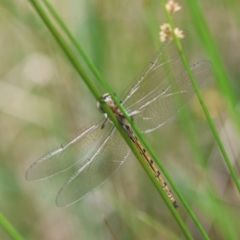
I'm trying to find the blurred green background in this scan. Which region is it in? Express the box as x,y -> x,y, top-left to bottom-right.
0,0 -> 240,239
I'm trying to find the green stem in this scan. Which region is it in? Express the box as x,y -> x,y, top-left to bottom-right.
165,0 -> 240,192
0,211 -> 24,240
29,0 -> 102,101
42,0 -> 110,93
161,0 -> 240,238
101,102 -> 193,240
183,1 -> 240,192
185,0 -> 240,137
159,1 -> 213,239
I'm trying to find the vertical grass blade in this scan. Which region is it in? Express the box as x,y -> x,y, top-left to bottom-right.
160,0 -> 240,193
185,1 -> 240,136
42,0 -> 110,93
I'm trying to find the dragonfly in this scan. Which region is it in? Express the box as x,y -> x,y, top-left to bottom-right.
26,39 -> 211,208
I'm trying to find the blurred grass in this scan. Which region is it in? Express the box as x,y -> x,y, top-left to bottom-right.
0,0 -> 240,239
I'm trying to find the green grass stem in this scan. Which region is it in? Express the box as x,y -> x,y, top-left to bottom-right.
162,0 -> 240,197
0,211 -> 24,240
185,1 -> 240,140
42,0 -> 110,93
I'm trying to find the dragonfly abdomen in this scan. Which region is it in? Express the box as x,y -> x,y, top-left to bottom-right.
126,124 -> 178,208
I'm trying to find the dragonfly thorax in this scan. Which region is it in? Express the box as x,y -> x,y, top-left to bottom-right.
97,93 -> 126,129
97,93 -> 118,114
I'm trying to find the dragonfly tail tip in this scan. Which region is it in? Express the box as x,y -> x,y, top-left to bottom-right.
173,201 -> 178,209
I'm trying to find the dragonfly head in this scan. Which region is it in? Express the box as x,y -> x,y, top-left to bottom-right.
97,93 -> 112,114
102,93 -> 112,103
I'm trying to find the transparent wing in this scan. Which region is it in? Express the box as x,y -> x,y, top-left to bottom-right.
56,128 -> 130,207
129,61 -> 212,133
121,39 -> 187,111
26,118 -> 108,180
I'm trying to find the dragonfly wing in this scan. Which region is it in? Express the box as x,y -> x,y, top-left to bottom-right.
130,61 -> 212,133
26,118 -> 106,181
56,128 -> 130,207
122,38 -> 187,111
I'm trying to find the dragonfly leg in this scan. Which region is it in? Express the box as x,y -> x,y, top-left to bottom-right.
101,117 -> 110,129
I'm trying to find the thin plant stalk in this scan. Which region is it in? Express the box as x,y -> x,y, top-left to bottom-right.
185,0 -> 240,137
0,211 -> 24,240
42,0 -> 110,93
160,0 -> 240,193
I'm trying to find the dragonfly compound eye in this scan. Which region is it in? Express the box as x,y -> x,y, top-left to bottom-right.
102,93 -> 111,102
